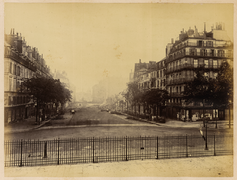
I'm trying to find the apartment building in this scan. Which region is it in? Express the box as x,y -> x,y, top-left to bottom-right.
165,23 -> 233,120
4,29 -> 52,124
132,23 -> 233,121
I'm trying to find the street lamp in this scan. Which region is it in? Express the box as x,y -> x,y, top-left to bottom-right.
204,118 -> 208,150
228,100 -> 232,129
200,116 -> 209,150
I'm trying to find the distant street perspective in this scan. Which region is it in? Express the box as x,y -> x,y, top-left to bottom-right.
3,3 -> 234,178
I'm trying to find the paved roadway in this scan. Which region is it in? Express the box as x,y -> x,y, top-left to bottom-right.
4,106 -> 231,141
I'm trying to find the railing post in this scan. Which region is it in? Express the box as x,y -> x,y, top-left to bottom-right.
57,138 -> 60,165
186,134 -> 188,157
44,141 -> 47,158
19,139 -> 23,167
214,134 -> 216,156
125,136 -> 128,161
93,137 -> 94,163
205,120 -> 208,150
156,136 -> 159,159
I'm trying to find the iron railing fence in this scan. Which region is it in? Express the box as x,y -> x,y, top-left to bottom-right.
4,134 -> 233,167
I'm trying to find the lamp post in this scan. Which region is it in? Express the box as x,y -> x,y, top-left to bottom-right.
205,118 -> 208,150
229,101 -> 232,129
215,109 -> 217,129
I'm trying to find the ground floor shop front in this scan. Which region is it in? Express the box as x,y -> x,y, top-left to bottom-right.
4,104 -> 35,125
166,106 -> 233,121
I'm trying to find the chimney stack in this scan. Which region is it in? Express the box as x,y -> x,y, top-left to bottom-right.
139,59 -> 141,63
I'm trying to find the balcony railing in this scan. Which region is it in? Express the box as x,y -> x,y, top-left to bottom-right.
166,78 -> 194,85
169,92 -> 183,97
5,51 -> 37,72
170,41 -> 232,54
166,64 -> 220,73
168,51 -> 233,63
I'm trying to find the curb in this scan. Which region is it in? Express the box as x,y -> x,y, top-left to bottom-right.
32,120 -> 51,129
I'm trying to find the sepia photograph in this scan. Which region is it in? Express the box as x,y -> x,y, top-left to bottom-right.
2,0 -> 235,179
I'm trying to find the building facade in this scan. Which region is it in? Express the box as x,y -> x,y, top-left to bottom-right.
133,23 -> 233,121
165,23 -> 233,121
4,29 -> 52,125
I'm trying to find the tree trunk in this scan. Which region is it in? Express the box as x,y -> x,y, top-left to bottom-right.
135,103 -> 136,116
138,104 -> 140,115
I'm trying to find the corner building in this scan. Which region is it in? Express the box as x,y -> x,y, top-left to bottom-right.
165,23 -> 233,120
4,29 -> 52,125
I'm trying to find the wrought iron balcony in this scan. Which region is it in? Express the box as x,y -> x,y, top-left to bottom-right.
5,51 -> 37,72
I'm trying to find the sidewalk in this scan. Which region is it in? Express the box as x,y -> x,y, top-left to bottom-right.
4,113 -> 73,134
123,112 -> 231,129
4,155 -> 233,177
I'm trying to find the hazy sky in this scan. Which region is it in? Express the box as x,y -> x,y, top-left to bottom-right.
4,3 -> 234,92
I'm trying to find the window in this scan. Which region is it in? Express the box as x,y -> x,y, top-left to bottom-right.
8,96 -> 11,105
190,48 -> 196,56
206,41 -> 213,47
9,62 -> 12,74
210,49 -> 215,56
194,59 -> 198,68
213,60 -> 217,68
201,49 -> 207,56
14,64 -> 16,75
218,50 -> 225,57
204,60 -> 208,68
9,78 -> 12,91
17,66 -> 20,76
198,41 -> 203,47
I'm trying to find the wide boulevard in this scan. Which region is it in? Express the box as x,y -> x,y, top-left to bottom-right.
4,105 -> 231,141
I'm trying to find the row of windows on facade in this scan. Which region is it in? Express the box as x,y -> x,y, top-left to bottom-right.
9,61 -> 34,79
157,61 -> 165,69
171,39 -> 231,53
139,58 -> 222,83
169,85 -> 185,94
5,45 -> 47,71
167,58 -> 224,69
167,70 -> 218,80
140,69 -> 165,80
9,78 -> 26,92
168,98 -> 182,104
8,96 -> 30,106
170,48 -> 231,59
139,79 -> 166,89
